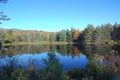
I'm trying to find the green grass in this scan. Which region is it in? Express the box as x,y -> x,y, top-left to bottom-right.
2,41 -> 74,46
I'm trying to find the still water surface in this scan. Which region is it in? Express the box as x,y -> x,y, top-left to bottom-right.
0,44 -> 120,79
0,44 -> 89,71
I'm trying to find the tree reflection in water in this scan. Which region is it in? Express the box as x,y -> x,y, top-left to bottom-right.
41,52 -> 68,80
0,44 -> 120,80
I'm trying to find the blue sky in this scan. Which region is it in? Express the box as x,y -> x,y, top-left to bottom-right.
0,0 -> 120,31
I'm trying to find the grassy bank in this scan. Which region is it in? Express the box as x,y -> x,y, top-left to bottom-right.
2,41 -> 74,46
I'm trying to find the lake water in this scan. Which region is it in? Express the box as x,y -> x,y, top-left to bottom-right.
0,44 -> 120,79
0,44 -> 88,71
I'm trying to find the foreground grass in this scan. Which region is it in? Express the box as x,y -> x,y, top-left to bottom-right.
0,48 -> 117,80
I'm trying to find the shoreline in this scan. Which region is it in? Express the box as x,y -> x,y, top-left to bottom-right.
2,41 -> 74,46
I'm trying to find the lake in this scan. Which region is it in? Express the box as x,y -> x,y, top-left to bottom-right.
0,44 -> 120,80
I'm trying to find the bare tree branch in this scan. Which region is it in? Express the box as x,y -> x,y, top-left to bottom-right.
0,0 -> 8,3
0,0 -> 10,24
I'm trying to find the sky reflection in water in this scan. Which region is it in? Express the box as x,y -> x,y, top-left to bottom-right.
0,52 -> 88,71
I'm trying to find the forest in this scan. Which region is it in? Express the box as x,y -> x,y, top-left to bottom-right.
0,23 -> 120,46
0,0 -> 120,46
1,0 -> 120,80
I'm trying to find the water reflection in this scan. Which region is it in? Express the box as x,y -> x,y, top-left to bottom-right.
57,53 -> 88,71
0,52 -> 88,71
0,44 -> 120,80
0,44 -> 82,57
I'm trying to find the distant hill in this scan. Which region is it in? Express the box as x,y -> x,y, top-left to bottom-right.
0,28 -> 49,33
0,28 -> 20,31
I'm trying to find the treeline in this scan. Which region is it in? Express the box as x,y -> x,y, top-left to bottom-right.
0,23 -> 120,45
81,23 -> 120,44
0,28 -> 80,44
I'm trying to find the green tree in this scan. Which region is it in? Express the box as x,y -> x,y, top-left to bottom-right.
50,32 -> 56,42
66,27 -> 76,42
91,24 -> 112,44
0,30 -> 5,46
92,26 -> 102,44
82,24 -> 95,44
41,53 -> 67,80
102,24 -> 112,43
57,30 -> 66,41
66,29 -> 72,42
111,23 -> 120,41
3,30 -> 14,43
